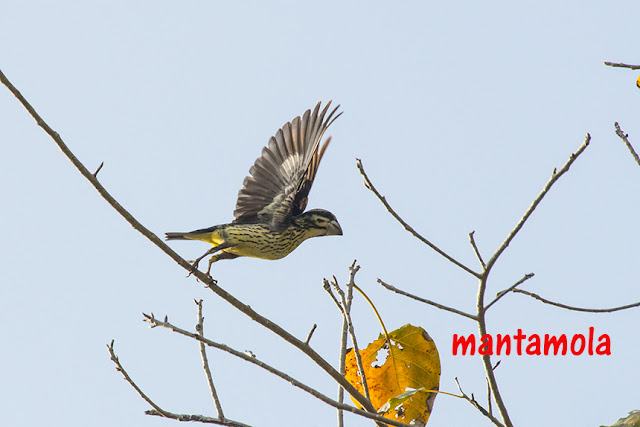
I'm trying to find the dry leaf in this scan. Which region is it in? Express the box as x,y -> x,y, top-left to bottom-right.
601,410 -> 640,427
345,324 -> 440,425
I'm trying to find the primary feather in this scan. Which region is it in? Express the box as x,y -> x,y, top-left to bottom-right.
165,101 -> 343,273
233,101 -> 342,228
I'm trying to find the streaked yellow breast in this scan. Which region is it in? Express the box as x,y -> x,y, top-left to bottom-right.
186,223 -> 316,260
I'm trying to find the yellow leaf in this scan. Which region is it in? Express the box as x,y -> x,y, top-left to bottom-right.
602,410 -> 640,427
345,324 -> 440,425
636,74 -> 640,89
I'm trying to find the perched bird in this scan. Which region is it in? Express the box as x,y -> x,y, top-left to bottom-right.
166,101 -> 343,276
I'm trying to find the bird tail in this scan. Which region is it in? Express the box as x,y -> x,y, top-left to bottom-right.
165,232 -> 190,240
165,225 -> 221,242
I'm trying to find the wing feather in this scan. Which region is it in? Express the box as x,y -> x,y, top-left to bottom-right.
233,101 -> 342,227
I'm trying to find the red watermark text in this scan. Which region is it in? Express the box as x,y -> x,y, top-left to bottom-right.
452,327 -> 611,356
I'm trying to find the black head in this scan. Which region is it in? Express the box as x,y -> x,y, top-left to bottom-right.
296,209 -> 343,236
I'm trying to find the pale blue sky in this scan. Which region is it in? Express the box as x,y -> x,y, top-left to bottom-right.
1,2 -> 639,426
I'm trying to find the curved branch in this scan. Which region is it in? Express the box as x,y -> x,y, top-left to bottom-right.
485,273 -> 535,311
377,279 -> 476,320
196,300 -> 225,420
483,134 -> 591,275
356,158 -> 481,279
454,378 -> 505,427
512,289 -> 640,313
143,313 -> 411,427
108,341 -> 250,427
0,68 -> 377,416
614,122 -> 640,167
469,231 -> 486,269
603,62 -> 640,70
475,135 -> 591,427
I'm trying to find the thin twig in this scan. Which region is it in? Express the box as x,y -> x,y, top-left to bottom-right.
332,269 -> 386,427
454,378 -> 505,427
143,313 -> 410,427
483,134 -> 591,275
469,231 -> 486,269
335,261 -> 358,427
144,410 -> 249,425
0,69 -> 377,415
107,340 -> 172,417
322,276 -> 347,426
196,300 -> 225,420
356,158 -> 481,279
512,289 -> 640,313
107,340 -> 249,427
603,61 -> 640,70
614,122 -> 640,167
377,279 -> 476,320
323,280 -> 343,311
346,260 -> 358,313
485,273 -> 535,311
486,377 -> 493,416
323,271 -> 350,427
305,324 -> 317,345
329,277 -> 372,403
93,161 -> 104,177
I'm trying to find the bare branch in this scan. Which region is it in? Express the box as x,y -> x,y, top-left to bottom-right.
0,68 -> 192,273
476,275 -> 513,426
145,411 -> 249,425
485,273 -> 535,311
469,231 -> 486,269
304,324 -> 317,345
323,280 -> 343,311
483,134 -> 591,275
196,300 -> 225,420
107,340 -> 172,418
377,279 -> 476,320
107,340 -> 249,427
474,136 -> 590,427
143,313 -> 410,427
329,276 -> 373,404
356,158 -> 481,279
603,61 -> 640,70
334,262 -> 359,427
614,122 -> 640,167
144,410 -> 250,425
512,289 -> 640,313
93,161 -> 104,177
346,260 -> 358,313
0,69 -> 377,415
454,378 -> 505,427
486,377 -> 493,416
330,265 -> 386,427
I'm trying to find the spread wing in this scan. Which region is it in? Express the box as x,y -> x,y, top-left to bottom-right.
233,101 -> 342,228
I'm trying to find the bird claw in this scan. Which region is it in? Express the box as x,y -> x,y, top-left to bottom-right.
186,258 -> 204,277
187,249 -> 214,277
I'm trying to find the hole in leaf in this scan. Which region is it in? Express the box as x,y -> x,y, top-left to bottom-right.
373,346 -> 389,367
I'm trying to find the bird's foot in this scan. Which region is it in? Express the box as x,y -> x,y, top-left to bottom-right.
187,250 -> 213,277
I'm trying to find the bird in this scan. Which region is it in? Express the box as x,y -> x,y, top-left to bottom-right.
166,101 -> 343,276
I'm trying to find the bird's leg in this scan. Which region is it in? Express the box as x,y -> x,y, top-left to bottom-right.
189,247 -> 218,276
189,243 -> 238,277
205,251 -> 239,276
205,255 -> 217,277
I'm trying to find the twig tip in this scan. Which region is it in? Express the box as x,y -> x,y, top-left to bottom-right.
93,161 -> 104,177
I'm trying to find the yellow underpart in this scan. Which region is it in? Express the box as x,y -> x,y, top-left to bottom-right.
182,223 -> 324,260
